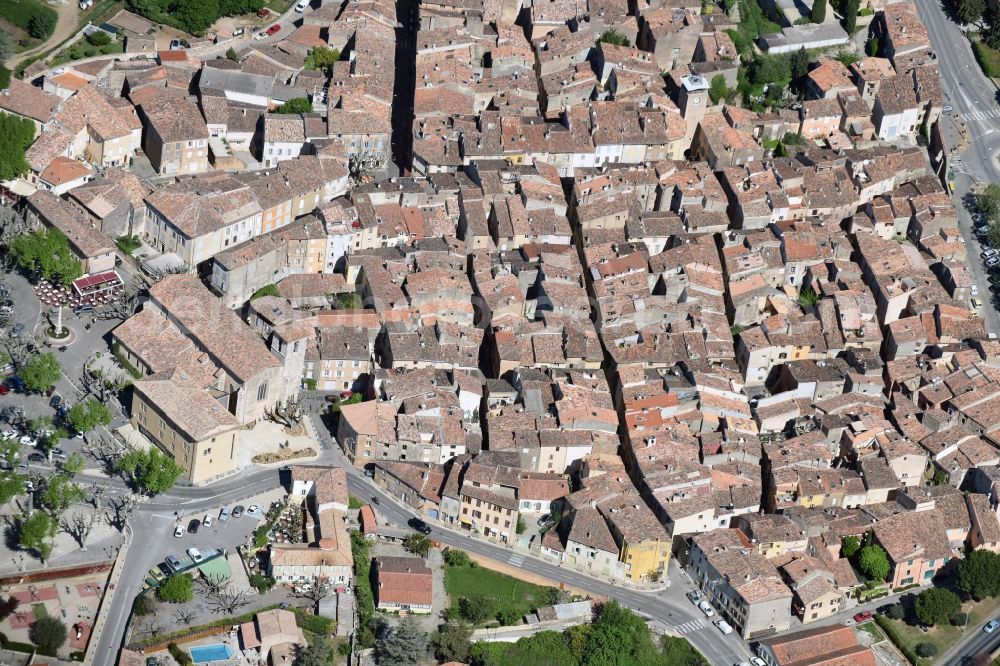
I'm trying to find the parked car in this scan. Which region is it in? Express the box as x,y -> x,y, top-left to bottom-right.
24,480 -> 33,492
219,506 -> 231,522
9,323 -> 23,338
324,394 -> 338,403
295,0 -> 309,11
187,548 -> 204,563
165,555 -> 182,571
714,619 -> 733,635
985,620 -> 999,634
233,505 -> 245,518
698,600 -> 715,617
157,563 -> 171,577
188,519 -> 200,533
49,394 -> 63,410
169,39 -> 183,50
203,515 -> 214,527
750,659 -> 766,666
536,514 -> 551,527
19,436 -> 36,447
246,504 -> 262,519
686,590 -> 701,604
0,430 -> 15,440
408,517 -> 431,535
265,23 -> 281,36
853,611 -> 873,622
148,567 -> 165,582
27,453 -> 45,463
0,383 -> 9,396
173,525 -> 184,538
943,104 -> 953,112
51,448 -> 65,457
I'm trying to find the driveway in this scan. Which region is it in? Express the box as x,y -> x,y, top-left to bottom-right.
6,1 -> 81,70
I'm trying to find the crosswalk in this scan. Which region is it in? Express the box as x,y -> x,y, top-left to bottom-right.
960,108 -> 1000,122
508,553 -> 524,567
672,618 -> 708,635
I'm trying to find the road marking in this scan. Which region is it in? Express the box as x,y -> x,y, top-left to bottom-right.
672,619 -> 707,634
508,554 -> 524,566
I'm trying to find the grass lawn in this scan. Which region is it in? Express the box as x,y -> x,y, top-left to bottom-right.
881,596 -> 1000,664
974,41 -> 1000,79
444,563 -> 557,623
0,0 -> 56,33
32,603 -> 47,619
49,38 -> 124,66
854,620 -> 885,645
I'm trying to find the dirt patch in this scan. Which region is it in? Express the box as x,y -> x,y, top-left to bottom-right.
252,447 -> 317,464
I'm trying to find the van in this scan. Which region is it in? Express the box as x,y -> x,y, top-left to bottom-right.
714,619 -> 733,635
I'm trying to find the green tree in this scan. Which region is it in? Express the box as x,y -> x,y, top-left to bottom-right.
789,47 -> 810,81
919,589 -> 960,628
58,452 -> 85,477
497,606 -> 521,625
157,574 -> 194,603
660,636 -> 708,666
335,292 -> 363,309
798,286 -> 820,308
981,184 -> 1000,221
274,98 -> 313,114
515,516 -> 526,535
0,113 -> 37,181
958,550 -> 1000,599
66,399 -> 112,434
376,615 -> 429,666
708,74 -> 729,104
133,594 -> 155,616
174,0 -> 219,34
295,635 -> 334,666
226,47 -> 239,61
20,353 -> 62,394
867,35 -> 880,56
811,0 -> 827,22
39,475 -> 85,514
886,603 -> 905,620
10,229 -> 83,287
955,0 -> 986,24
749,53 -> 792,85
27,11 -> 57,39
0,438 -> 20,470
431,623 -> 472,663
18,511 -> 57,563
583,601 -> 665,665
841,535 -> 860,558
471,631 -> 577,666
0,474 -> 24,504
117,448 -> 184,495
443,548 -> 471,567
459,595 -> 495,625
597,29 -> 631,47
305,46 -> 340,70
844,0 -> 860,32
29,616 -> 67,652
403,533 -> 431,557
858,544 -> 890,582
86,31 -> 112,47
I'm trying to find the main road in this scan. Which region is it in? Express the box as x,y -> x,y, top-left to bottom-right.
88,424 -> 753,665
912,0 -> 1000,660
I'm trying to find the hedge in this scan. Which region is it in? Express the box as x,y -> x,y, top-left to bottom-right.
291,607 -> 334,635
134,604 -> 281,649
874,615 -> 918,665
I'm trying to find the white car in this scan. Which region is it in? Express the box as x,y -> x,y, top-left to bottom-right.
1,430 -> 16,441
19,435 -> 36,447
698,600 -> 715,617
294,0 -> 309,11
187,547 -> 203,563
203,515 -> 214,527
751,659 -> 766,666
714,619 -> 733,635
173,525 -> 184,538
246,504 -> 262,519
972,283 -> 980,295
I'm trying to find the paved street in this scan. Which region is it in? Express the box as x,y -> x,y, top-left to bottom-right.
908,0 -> 1000,658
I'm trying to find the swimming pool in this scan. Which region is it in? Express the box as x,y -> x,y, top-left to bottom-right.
189,643 -> 233,663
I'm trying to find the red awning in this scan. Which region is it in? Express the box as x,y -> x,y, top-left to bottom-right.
72,271 -> 122,296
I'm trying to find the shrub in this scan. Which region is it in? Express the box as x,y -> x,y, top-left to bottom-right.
168,642 -> 194,666
497,606 -> 521,626
86,31 -> 112,46
29,617 -> 67,652
887,603 -> 905,620
249,573 -> 275,594
156,574 -> 194,603
133,594 -> 155,616
916,642 -> 938,658
951,612 -> 969,627
443,548 -> 471,567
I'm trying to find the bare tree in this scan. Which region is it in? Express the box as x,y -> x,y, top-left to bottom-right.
264,398 -> 302,428
293,575 -> 333,604
103,495 -> 135,533
79,366 -> 129,404
94,289 -> 139,322
89,483 -> 105,509
0,205 -> 32,248
173,608 -> 197,626
140,616 -> 166,638
198,574 -> 251,615
5,336 -> 36,370
349,150 -> 387,184
60,508 -> 100,550
89,433 -> 127,475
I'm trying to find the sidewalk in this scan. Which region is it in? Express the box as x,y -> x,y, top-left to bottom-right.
82,525 -> 132,665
